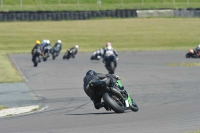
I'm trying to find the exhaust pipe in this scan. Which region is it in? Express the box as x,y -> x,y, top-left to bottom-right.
110,87 -> 124,101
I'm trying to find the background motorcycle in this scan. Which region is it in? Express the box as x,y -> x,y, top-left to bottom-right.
90,79 -> 139,113
186,49 -> 200,58
51,46 -> 60,60
104,53 -> 117,74
43,45 -> 52,61
63,50 -> 74,60
91,48 -> 104,60
32,48 -> 41,67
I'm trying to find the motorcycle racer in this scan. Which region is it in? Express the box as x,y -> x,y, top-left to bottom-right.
31,40 -> 41,61
52,40 -> 62,54
103,42 -> 118,63
67,45 -> 79,58
83,70 -> 124,110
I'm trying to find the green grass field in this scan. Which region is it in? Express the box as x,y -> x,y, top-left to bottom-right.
0,0 -> 199,11
0,18 -> 200,83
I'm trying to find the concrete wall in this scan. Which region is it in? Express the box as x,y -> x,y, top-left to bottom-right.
137,10 -> 174,18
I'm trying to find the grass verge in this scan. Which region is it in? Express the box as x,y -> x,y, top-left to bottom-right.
189,131 -> 200,133
0,2 -> 200,11
167,62 -> 200,67
0,106 -> 7,110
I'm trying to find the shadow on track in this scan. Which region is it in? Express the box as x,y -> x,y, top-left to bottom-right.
65,112 -> 116,115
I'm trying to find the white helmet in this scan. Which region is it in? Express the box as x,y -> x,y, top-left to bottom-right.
57,40 -> 62,43
43,39 -> 47,43
197,44 -> 200,50
75,45 -> 79,48
46,40 -> 50,44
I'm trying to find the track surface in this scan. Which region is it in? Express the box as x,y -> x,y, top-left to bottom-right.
1,51 -> 200,133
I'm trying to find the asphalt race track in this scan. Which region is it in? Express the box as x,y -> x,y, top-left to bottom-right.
1,51 -> 200,133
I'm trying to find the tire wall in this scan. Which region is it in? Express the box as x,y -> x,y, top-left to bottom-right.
0,9 -> 200,21
0,9 -> 137,21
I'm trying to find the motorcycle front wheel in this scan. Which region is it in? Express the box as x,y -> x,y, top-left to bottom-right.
130,100 -> 139,112
186,53 -> 191,58
103,93 -> 125,113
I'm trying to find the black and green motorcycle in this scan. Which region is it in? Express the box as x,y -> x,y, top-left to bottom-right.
90,79 -> 139,113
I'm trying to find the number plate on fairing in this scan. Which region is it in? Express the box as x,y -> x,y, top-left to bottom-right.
125,100 -> 129,107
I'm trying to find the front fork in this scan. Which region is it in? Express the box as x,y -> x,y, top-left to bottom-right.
124,94 -> 134,109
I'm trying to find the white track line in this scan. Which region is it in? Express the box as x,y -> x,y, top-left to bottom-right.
9,55 -> 29,82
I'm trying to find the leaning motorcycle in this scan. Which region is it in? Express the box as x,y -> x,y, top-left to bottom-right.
91,48 -> 104,60
32,48 -> 41,67
104,51 -> 117,74
186,49 -> 200,58
63,50 -> 74,60
43,45 -> 52,61
90,78 -> 139,113
51,46 -> 60,60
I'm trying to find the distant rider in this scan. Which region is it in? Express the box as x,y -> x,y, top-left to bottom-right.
67,45 -> 79,58
194,44 -> 200,58
40,39 -> 47,53
52,40 -> 62,53
83,70 -> 124,110
91,47 -> 104,60
43,40 -> 52,51
42,40 -> 52,57
103,42 -> 118,63
31,40 -> 41,61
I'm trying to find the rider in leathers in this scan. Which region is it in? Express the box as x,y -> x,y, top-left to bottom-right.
103,42 -> 118,63
83,70 -> 123,110
52,40 -> 62,54
193,44 -> 200,58
67,45 -> 79,58
31,40 -> 41,61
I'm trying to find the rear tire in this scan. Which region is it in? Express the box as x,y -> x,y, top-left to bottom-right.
33,56 -> 38,67
103,93 -> 125,113
52,53 -> 56,60
109,62 -> 115,74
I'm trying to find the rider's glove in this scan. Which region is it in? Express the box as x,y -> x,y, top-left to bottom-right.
115,75 -> 120,80
112,75 -> 120,80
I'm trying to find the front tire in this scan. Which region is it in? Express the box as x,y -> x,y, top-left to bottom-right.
186,53 -> 191,58
130,100 -> 139,112
103,93 -> 125,113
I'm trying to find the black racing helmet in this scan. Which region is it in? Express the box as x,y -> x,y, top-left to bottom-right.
86,70 -> 97,76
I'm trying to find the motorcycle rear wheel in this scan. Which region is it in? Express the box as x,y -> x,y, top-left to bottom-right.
109,62 -> 115,74
43,53 -> 48,61
52,53 -> 56,60
103,93 -> 125,113
33,56 -> 38,67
